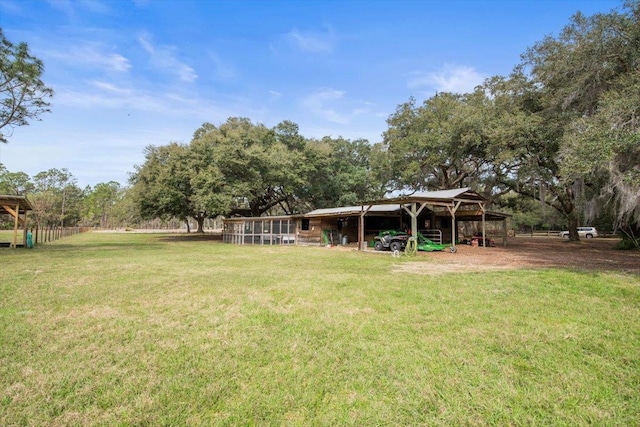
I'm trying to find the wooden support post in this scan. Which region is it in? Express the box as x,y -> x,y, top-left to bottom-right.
411,202 -> 418,239
359,205 -> 373,250
480,203 -> 486,250
446,201 -> 462,250
24,211 -> 29,245
482,211 -> 486,249
503,217 -> 508,246
12,203 -> 19,248
451,215 -> 456,247
359,206 -> 364,250
402,202 -> 428,237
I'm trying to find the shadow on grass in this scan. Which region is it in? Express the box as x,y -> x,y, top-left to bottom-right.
20,233 -> 222,252
37,241 -> 165,251
156,233 -> 222,242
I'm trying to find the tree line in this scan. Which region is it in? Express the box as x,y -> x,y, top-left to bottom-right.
1,2 -> 639,244
0,165 -> 129,229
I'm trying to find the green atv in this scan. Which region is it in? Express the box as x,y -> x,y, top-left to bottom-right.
373,230 -> 409,252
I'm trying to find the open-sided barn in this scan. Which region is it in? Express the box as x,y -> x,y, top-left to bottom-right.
222,188 -> 510,250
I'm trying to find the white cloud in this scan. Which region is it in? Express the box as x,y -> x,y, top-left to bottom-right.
0,0 -> 23,15
302,88 -> 348,124
138,34 -> 197,83
300,89 -> 385,132
207,51 -> 236,80
284,26 -> 336,53
46,0 -> 109,16
103,53 -> 130,72
88,80 -> 132,95
268,90 -> 283,104
46,0 -> 75,16
407,64 -> 487,94
47,43 -> 131,72
77,0 -> 110,14
55,85 -> 181,114
52,79 -> 244,125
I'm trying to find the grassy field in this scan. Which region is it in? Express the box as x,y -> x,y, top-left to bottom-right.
0,229 -> 25,245
1,232 -> 639,426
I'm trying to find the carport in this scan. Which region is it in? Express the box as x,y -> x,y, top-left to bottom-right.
358,188 -> 504,251
1,195 -> 33,248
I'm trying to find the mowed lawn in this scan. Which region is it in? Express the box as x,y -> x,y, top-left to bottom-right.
0,229 -> 25,245
1,233 -> 639,426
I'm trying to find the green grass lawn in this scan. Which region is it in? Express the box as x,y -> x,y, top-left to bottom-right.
1,233 -> 639,426
0,229 -> 25,245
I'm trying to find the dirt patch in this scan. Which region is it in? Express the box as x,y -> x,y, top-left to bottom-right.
388,237 -> 640,275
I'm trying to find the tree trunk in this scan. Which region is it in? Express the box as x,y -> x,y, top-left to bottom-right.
564,184 -> 580,241
567,213 -> 580,241
185,219 -> 191,233
196,215 -> 205,233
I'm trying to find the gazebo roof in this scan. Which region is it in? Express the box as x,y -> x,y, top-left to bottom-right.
0,195 -> 34,215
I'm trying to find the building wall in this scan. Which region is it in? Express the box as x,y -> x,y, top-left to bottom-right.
298,217 -> 364,245
297,218 -> 332,245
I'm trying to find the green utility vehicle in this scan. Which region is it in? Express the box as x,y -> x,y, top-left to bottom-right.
373,230 -> 409,252
373,230 -> 452,252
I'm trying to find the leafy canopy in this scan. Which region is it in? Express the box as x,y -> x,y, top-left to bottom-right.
0,29 -> 53,143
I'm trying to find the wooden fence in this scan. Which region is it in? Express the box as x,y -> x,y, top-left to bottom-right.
513,230 -> 562,237
31,226 -> 91,245
512,229 -> 619,238
1,226 -> 91,247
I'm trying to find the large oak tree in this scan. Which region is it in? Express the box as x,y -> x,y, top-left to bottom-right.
517,1 -> 640,240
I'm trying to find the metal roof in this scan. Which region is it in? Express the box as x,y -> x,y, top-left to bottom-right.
305,188 -> 487,218
413,187 -> 481,200
224,215 -> 299,221
0,195 -> 34,215
304,204 -> 400,217
368,187 -> 486,205
222,188 -> 493,221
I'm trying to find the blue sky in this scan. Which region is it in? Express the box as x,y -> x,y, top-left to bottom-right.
0,0 -> 621,188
